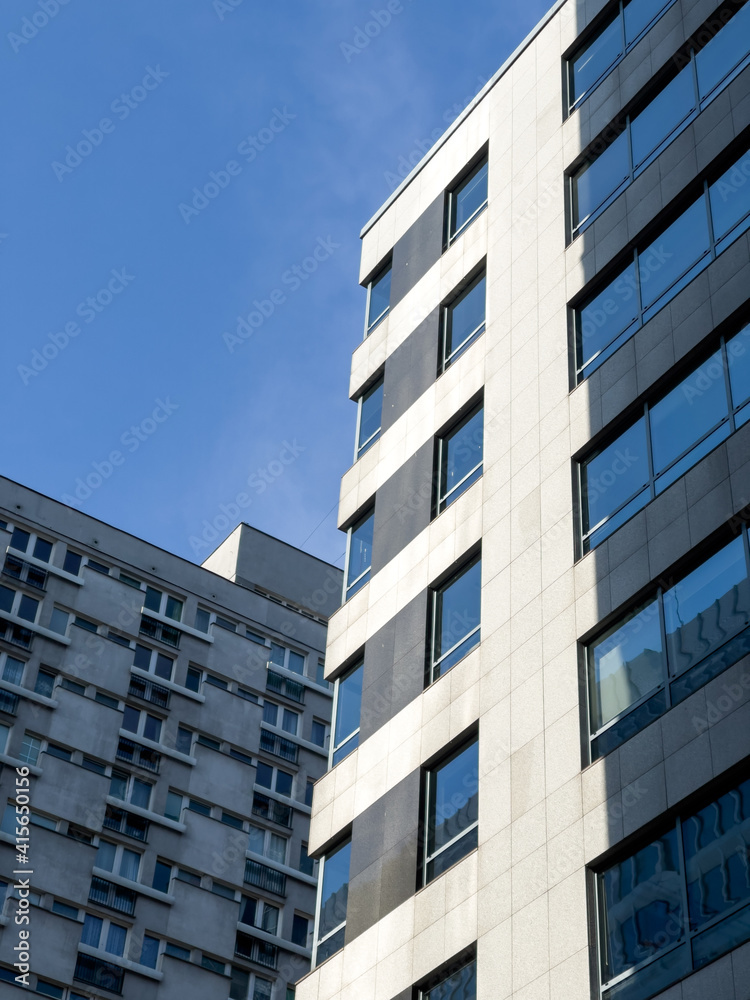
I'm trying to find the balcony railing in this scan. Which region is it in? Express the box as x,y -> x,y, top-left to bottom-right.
0,620 -> 33,650
88,876 -> 137,916
128,675 -> 170,709
103,806 -> 148,842
2,555 -> 47,591
0,689 -> 19,716
235,931 -> 278,969
259,730 -> 298,764
139,615 -> 180,648
266,669 -> 304,704
252,793 -> 291,829
74,954 -> 124,995
244,859 -> 286,897
116,737 -> 161,774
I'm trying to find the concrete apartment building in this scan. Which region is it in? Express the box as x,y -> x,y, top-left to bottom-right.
0,476 -> 341,1000
300,0 -> 750,998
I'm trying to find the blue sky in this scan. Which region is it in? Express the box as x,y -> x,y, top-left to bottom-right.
2,0 -> 553,570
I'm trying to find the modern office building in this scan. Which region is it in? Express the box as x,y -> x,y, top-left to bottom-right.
0,476 -> 341,1000
301,0 -> 750,998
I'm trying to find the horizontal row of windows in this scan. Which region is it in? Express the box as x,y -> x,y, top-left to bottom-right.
571,0 -> 750,237
314,734 -> 478,966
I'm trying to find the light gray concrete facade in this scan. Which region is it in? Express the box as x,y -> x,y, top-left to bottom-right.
301,1 -> 750,999
0,476 -> 341,1000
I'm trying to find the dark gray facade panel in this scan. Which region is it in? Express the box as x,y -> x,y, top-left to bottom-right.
390,193 -> 445,308
346,771 -> 421,941
372,440 -> 435,574
360,590 -> 428,743
381,307 -> 440,433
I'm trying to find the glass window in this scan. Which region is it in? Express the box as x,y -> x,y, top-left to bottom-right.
154,653 -> 173,680
580,417 -> 649,548
32,538 -> 52,562
570,15 -> 623,107
0,724 -> 9,755
311,719 -> 326,747
152,860 -> 171,894
572,131 -> 629,231
17,595 -> 39,622
441,272 -> 486,371
95,840 -> 117,872
81,914 -> 103,947
345,509 -> 374,600
356,378 -> 384,459
122,706 -> 139,733
639,199 -> 711,313
282,709 -> 298,735
275,770 -> 293,797
299,842 -> 314,876
194,607 -> 211,632
256,762 -> 273,788
176,727 -> 192,754
631,68 -> 695,169
185,667 -> 201,691
144,587 -> 161,612
165,791 -> 182,821
437,405 -> 483,513
48,608 -> 69,635
165,596 -> 183,621
709,149 -> 750,245
10,528 -> 30,553
2,656 -> 24,685
332,662 -> 363,766
292,914 -> 309,947
623,0 -> 663,43
315,838 -> 351,965
663,536 -> 750,677
130,779 -> 152,809
34,669 -> 55,697
140,935 -> 159,969
447,158 -> 488,242
430,556 -> 481,682
143,714 -> 162,742
588,600 -> 663,732
696,1 -> 750,100
288,651 -> 304,675
0,586 -> 13,613
366,261 -> 391,335
262,702 -> 278,727
597,778 -> 750,997
424,738 -> 479,884
420,959 -> 477,1000
63,551 -> 82,575
18,734 -> 40,766
576,261 -> 638,376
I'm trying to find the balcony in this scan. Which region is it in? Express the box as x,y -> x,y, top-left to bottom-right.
116,737 -> 161,774
88,876 -> 137,916
266,669 -> 304,704
259,730 -> 298,764
2,555 -> 47,591
244,859 -> 286,897
128,675 -> 170,709
0,621 -> 33,650
74,954 -> 124,995
235,931 -> 278,969
103,806 -> 148,842
0,689 -> 19,716
252,793 -> 291,828
139,615 -> 180,648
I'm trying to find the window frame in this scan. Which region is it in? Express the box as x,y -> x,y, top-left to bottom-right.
354,375 -> 384,461
439,268 -> 487,374
435,401 -> 484,515
444,155 -> 489,248
364,259 -> 392,338
416,954 -> 477,1000
329,660 -> 363,768
344,507 -> 374,602
312,835 -> 351,967
428,553 -> 482,685
109,769 -> 153,810
421,735 -> 479,887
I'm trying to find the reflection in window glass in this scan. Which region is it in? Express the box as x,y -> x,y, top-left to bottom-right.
639,200 -> 710,311
357,379 -> 384,459
366,263 -> 391,334
696,1 -> 750,99
728,326 -> 750,410
576,261 -> 638,374
345,510 -> 374,600
572,132 -> 629,229
448,160 -> 488,241
649,350 -> 729,474
588,600 -> 663,731
709,150 -> 750,243
431,557 -> 481,681
315,839 -> 351,964
423,959 -> 476,1000
442,273 -> 486,371
581,418 -> 649,537
438,406 -> 484,513
425,739 -> 478,884
570,16 -> 623,106
663,537 -> 750,677
631,68 -> 695,168
332,662 -> 363,766
624,0 -> 663,44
